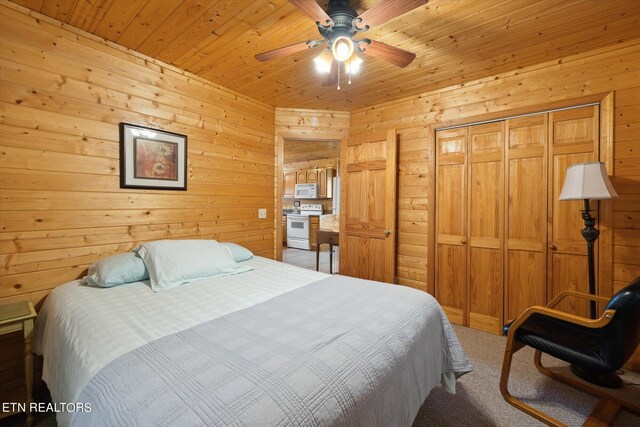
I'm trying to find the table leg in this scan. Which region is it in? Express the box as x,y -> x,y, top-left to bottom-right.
24,318 -> 34,427
316,243 -> 320,271
329,245 -> 333,274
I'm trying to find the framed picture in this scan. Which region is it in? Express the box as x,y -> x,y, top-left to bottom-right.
119,123 -> 187,190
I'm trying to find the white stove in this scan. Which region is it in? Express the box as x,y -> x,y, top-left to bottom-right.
299,204 -> 324,216
287,204 -> 323,250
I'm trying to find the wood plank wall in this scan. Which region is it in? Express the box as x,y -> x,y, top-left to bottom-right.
275,108 -> 350,141
0,3 -> 276,307
350,39 -> 640,369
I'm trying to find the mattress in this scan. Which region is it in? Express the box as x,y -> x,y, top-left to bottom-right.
34,256 -> 471,426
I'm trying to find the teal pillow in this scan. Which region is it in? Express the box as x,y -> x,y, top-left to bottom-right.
82,253 -> 149,288
221,242 -> 254,262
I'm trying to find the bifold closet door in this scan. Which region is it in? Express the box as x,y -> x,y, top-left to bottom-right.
505,115 -> 548,322
548,106 -> 599,317
435,127 -> 467,325
467,122 -> 504,334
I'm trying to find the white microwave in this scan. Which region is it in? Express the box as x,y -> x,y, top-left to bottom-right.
294,183 -> 318,199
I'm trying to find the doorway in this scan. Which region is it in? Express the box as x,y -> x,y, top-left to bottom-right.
278,138 -> 340,273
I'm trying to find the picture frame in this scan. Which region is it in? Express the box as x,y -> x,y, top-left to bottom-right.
119,122 -> 187,190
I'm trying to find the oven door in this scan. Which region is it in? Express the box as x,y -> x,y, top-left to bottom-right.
286,215 -> 310,250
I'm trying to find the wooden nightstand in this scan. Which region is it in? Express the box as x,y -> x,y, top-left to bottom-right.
0,301 -> 37,427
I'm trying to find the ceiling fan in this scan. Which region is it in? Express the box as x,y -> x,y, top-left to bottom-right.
255,0 -> 428,88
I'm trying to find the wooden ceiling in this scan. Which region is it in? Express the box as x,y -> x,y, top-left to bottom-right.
8,0 -> 640,110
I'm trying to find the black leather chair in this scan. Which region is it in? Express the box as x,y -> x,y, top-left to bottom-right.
500,277 -> 640,426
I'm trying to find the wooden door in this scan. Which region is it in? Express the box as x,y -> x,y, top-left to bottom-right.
306,169 -> 318,183
318,168 -> 327,198
505,115 -> 548,322
467,122 -> 504,334
435,127 -> 467,326
296,170 -> 307,183
283,171 -> 297,198
548,106 -> 599,317
340,129 -> 397,283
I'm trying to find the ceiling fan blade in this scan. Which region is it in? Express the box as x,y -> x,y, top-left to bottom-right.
288,0 -> 333,26
323,60 -> 339,86
255,41 -> 316,62
360,40 -> 416,68
355,0 -> 429,30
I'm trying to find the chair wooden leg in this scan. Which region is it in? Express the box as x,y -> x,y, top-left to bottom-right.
534,351 -> 640,417
582,399 -> 621,427
500,339 -> 566,426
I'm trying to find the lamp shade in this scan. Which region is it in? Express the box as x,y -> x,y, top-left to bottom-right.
559,162 -> 618,201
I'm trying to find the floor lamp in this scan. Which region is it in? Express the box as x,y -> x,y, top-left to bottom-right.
559,162 -> 618,317
559,162 -> 619,387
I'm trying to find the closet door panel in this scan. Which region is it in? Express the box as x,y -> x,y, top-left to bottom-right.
435,128 -> 467,325
505,115 -> 548,321
507,251 -> 546,320
551,253 -> 590,315
468,122 -> 503,333
437,245 -> 465,324
469,248 -> 502,332
548,106 -> 599,317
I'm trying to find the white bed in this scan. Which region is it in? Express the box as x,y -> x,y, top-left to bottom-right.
34,256 -> 471,426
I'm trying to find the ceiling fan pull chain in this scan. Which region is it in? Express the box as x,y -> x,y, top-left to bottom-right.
337,62 -> 341,90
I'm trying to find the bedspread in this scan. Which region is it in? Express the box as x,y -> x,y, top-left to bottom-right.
71,275 -> 471,427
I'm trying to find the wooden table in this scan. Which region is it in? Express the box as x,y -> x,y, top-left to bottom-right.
0,301 -> 37,427
316,230 -> 339,274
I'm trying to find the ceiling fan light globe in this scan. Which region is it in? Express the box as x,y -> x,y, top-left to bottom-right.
313,50 -> 333,74
314,60 -> 331,74
332,36 -> 354,62
345,54 -> 363,74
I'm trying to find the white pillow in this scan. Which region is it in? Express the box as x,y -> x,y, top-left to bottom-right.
136,240 -> 253,292
82,252 -> 149,288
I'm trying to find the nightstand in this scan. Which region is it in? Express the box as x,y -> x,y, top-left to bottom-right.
0,301 -> 37,427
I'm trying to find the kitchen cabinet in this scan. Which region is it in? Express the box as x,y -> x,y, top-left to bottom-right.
283,168 -> 335,199
306,169 -> 318,183
317,168 -> 333,198
309,216 -> 319,250
283,171 -> 297,198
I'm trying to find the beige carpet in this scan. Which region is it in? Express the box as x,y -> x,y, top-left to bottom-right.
5,325 -> 639,427
413,325 -> 640,426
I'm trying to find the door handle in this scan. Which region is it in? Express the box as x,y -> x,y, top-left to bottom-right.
461,238 -> 467,244
550,244 -> 557,251
384,229 -> 392,236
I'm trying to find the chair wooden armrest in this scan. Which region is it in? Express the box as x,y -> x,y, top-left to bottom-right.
507,305 -> 616,336
547,290 -> 610,309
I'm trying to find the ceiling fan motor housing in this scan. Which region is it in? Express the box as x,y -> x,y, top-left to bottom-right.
319,0 -> 358,40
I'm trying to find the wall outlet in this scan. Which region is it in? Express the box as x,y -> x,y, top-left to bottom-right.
258,208 -> 267,219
